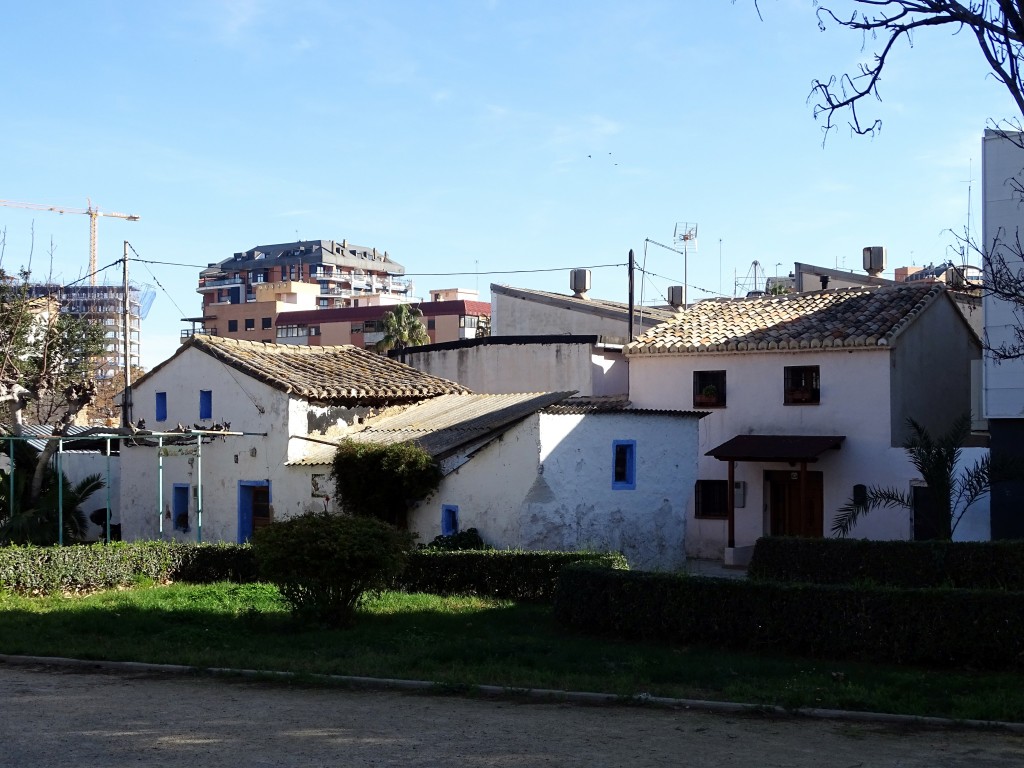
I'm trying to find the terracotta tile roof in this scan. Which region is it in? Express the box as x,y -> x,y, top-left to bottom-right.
144,335 -> 468,405
542,396 -> 707,417
626,284 -> 947,355
287,391 -> 575,465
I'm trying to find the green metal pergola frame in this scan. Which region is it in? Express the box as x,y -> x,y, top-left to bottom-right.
1,429 -> 247,545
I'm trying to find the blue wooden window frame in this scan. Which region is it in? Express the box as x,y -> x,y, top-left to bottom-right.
612,440 -> 636,490
441,505 -> 459,537
155,392 -> 167,422
199,390 -> 212,420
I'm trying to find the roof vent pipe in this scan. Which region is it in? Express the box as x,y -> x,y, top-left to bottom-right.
570,269 -> 591,299
819,275 -> 830,290
667,285 -> 685,309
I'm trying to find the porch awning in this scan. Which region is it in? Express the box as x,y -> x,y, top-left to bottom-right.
706,434 -> 845,463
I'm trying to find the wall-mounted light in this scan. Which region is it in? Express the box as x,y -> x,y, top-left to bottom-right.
250,446 -> 258,458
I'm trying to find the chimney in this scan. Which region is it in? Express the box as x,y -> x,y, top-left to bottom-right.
570,269 -> 591,299
819,275 -> 830,290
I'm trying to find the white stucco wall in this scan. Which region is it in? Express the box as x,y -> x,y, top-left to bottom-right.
411,411 -> 700,571
628,348 -> 926,556
58,451 -> 121,540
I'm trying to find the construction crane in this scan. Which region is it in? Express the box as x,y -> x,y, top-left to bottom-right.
0,198 -> 140,285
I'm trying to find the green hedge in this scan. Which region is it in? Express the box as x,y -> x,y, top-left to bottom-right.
748,537 -> 1024,589
554,565 -> 1024,668
397,550 -> 629,603
0,542 -> 257,594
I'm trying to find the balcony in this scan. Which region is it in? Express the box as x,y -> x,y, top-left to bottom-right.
197,276 -> 244,292
180,327 -> 217,339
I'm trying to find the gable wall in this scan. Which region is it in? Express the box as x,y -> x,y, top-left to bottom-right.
411,411 -> 699,570
889,297 -> 981,444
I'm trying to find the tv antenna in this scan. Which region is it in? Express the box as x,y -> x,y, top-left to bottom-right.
673,222 -> 697,306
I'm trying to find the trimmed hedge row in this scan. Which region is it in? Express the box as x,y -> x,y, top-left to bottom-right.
0,542 -> 258,594
553,565 -> 1024,668
397,550 -> 629,602
748,536 -> 1024,590
0,541 -> 626,603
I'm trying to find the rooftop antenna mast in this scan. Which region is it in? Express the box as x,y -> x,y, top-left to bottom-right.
673,222 -> 698,307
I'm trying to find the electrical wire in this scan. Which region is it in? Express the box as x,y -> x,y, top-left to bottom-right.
125,242 -> 189,319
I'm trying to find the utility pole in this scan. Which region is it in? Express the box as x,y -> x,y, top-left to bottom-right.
627,248 -> 635,342
121,241 -> 133,428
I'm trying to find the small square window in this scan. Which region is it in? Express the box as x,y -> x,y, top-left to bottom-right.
262,317 -> 272,330
244,318 -> 255,331
612,440 -> 636,490
695,480 -> 729,518
227,319 -> 238,333
693,371 -> 726,408
784,366 -> 820,405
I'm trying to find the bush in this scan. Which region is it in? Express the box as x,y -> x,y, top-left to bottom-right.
0,541 -> 256,594
254,512 -> 413,627
553,565 -> 1024,668
420,527 -> 490,551
748,536 -> 1024,589
397,549 -> 628,603
332,440 -> 441,528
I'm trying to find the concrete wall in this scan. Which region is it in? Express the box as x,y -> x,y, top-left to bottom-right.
396,341 -> 627,396
59,451 -> 121,541
628,348 -> 922,557
410,411 -> 699,571
982,130 -> 1024,419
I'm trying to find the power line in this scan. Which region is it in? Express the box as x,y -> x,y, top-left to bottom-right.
126,243 -> 189,319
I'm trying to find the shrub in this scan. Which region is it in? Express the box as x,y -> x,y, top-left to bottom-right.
331,440 -> 441,528
748,536 -> 1024,589
0,541 -> 256,594
398,549 -> 628,603
420,527 -> 490,551
554,565 -> 1024,668
254,512 -> 413,627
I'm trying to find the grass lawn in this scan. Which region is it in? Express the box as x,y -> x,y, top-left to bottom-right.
1,580 -> 1021,723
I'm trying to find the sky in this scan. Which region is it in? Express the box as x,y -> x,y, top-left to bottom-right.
0,0 -> 1018,369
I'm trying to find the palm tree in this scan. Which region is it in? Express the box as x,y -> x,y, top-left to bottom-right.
0,439 -> 105,545
374,304 -> 430,353
832,414 -> 990,540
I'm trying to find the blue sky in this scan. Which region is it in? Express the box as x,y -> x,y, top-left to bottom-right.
0,1 -> 1016,368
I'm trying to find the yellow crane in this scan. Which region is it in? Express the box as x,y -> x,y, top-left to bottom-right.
0,198 -> 140,285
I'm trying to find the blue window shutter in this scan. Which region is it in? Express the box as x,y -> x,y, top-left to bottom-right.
155,392 -> 167,422
441,505 -> 459,536
611,440 -> 636,490
199,390 -> 212,420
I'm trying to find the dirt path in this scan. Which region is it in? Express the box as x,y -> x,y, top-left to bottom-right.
1,664 -> 1022,767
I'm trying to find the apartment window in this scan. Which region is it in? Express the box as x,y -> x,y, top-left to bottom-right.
228,319 -> 238,333
784,365 -> 820,405
244,318 -> 255,331
261,317 -> 272,330
612,440 -> 636,490
441,505 -> 459,537
427,318 -> 436,330
694,480 -> 729,518
693,370 -> 726,408
155,392 -> 168,422
199,390 -> 212,420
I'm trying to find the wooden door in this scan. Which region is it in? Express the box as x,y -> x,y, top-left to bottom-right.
766,470 -> 824,538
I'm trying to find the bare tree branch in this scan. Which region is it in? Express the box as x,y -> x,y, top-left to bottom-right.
812,2 -> 1024,142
